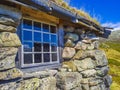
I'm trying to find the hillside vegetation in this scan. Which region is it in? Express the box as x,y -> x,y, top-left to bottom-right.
100,42 -> 120,90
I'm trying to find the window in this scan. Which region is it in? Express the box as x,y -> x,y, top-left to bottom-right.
21,18 -> 59,67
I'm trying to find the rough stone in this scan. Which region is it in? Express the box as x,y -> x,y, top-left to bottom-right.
87,44 -> 94,50
94,50 -> 108,67
64,33 -> 79,41
0,68 -> 23,80
65,39 -> 75,47
82,39 -> 92,44
93,41 -> 99,49
81,84 -> 89,90
74,58 -> 95,72
56,72 -> 82,90
89,85 -> 101,90
89,78 -> 102,86
0,32 -> 21,47
0,16 -> 16,27
103,75 -> 112,87
0,24 -> 16,32
81,69 -> 96,78
40,76 -> 56,90
62,47 -> 76,59
81,43 -> 87,50
96,66 -> 109,77
74,41 -> 82,50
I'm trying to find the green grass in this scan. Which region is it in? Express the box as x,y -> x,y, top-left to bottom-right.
100,42 -> 120,90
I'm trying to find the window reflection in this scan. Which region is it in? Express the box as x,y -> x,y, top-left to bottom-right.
34,32 -> 41,42
43,33 -> 50,42
23,30 -> 32,41
43,24 -> 49,32
43,43 -> 50,52
51,44 -> 57,52
43,53 -> 50,62
50,25 -> 56,33
34,21 -> 41,31
24,42 -> 33,52
34,43 -> 41,52
34,53 -> 42,63
23,19 -> 32,29
24,54 -> 33,64
51,35 -> 57,43
52,53 -> 57,61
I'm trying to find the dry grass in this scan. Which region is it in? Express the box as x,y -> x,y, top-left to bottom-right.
50,0 -> 100,25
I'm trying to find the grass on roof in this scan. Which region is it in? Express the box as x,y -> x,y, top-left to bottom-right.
51,0 -> 100,25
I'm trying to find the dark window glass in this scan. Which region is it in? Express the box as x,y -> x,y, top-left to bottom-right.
34,42 -> 41,52
23,19 -> 32,29
50,26 -> 56,33
24,42 -> 33,52
43,33 -> 50,42
51,44 -> 57,52
51,35 -> 57,43
34,22 -> 41,31
24,54 -> 32,64
43,24 -> 49,32
43,53 -> 50,62
34,53 -> 42,63
43,43 -> 49,52
23,30 -> 32,41
34,32 -> 41,42
52,53 -> 57,61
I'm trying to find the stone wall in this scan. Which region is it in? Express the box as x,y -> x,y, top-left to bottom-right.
0,4 -> 112,90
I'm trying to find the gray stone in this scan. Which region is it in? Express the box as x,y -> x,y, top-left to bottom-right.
65,39 -> 75,47
0,24 -> 16,32
94,50 -> 108,67
93,41 -> 99,49
64,33 -> 79,41
0,16 -> 16,27
89,78 -> 102,86
81,69 -> 96,78
56,72 -> 82,90
74,41 -> 82,50
74,58 -> 95,72
62,47 -> 76,59
81,84 -> 89,90
0,32 -> 21,47
40,76 -> 56,90
87,44 -> 94,50
0,68 -> 23,80
73,50 -> 86,60
82,39 -> 92,44
81,43 -> 87,50
96,66 -> 109,77
103,75 -> 112,87
81,78 -> 89,84
89,85 -> 101,90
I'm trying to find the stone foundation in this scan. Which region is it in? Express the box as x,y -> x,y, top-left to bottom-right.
0,5 -> 112,90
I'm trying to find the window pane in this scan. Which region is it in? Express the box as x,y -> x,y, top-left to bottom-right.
24,42 -> 33,52
23,30 -> 32,41
43,24 -> 49,32
43,43 -> 50,52
34,32 -> 41,42
24,54 -> 33,64
34,42 -> 41,52
51,44 -> 57,52
43,53 -> 50,62
23,19 -> 32,29
34,53 -> 42,63
52,53 -> 57,62
34,22 -> 41,31
43,33 -> 50,42
50,26 -> 56,33
51,35 -> 57,43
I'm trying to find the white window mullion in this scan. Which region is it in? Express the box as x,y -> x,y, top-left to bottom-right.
41,23 -> 44,63
32,21 -> 34,64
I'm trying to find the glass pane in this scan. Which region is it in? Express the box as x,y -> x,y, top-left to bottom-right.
52,53 -> 57,62
43,24 -> 49,32
43,43 -> 50,52
43,53 -> 50,62
51,44 -> 57,52
23,30 -> 32,41
34,32 -> 41,42
51,35 -> 57,43
34,42 -> 41,52
23,19 -> 32,29
24,42 -> 33,52
34,53 -> 42,63
43,33 -> 50,42
50,25 -> 56,33
24,54 -> 32,64
34,21 -> 41,31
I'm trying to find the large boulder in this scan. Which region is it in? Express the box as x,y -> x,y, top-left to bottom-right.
74,58 -> 95,72
103,75 -> 112,88
62,47 -> 76,59
64,33 -> 79,42
55,72 -> 82,90
0,68 -> 23,80
0,32 -> 21,47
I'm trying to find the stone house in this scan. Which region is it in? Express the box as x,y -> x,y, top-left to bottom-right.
0,0 -> 112,90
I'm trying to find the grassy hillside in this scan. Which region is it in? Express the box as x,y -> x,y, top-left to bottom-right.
100,42 -> 120,90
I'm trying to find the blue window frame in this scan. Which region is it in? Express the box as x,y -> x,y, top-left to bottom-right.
21,18 -> 59,67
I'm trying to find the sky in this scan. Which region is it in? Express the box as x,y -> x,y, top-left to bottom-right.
64,0 -> 120,30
